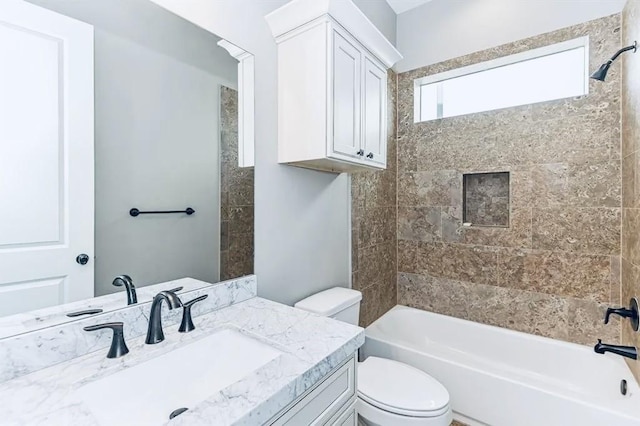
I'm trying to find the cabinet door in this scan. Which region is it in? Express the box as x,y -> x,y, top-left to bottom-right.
331,29 -> 361,158
362,56 -> 387,166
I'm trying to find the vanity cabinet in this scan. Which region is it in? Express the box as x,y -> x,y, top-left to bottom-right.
269,355 -> 357,425
266,0 -> 402,173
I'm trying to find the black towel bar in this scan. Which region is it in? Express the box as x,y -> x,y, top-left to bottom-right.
129,208 -> 195,217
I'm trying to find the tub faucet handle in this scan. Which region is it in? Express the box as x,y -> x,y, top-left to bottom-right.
604,298 -> 639,331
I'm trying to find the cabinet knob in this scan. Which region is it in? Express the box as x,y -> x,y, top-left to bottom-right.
366,152 -> 374,159
356,149 -> 364,156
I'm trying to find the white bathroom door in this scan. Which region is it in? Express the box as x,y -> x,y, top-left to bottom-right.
0,0 -> 94,316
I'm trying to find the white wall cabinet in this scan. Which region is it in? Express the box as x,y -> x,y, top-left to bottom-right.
266,0 -> 402,173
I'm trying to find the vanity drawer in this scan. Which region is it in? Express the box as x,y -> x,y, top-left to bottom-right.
271,355 -> 356,426
328,401 -> 356,425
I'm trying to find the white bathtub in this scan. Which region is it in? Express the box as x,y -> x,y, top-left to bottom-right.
361,305 -> 640,426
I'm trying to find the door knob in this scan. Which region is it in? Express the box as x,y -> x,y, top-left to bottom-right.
76,254 -> 90,265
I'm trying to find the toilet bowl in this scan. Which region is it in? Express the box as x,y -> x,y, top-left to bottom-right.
295,288 -> 452,426
357,356 -> 451,426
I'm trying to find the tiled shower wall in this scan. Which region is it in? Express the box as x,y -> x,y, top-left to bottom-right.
351,71 -> 398,327
220,87 -> 254,281
621,0 -> 640,382
395,15 -> 622,345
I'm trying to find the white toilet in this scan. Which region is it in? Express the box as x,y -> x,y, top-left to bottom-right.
295,287 -> 452,426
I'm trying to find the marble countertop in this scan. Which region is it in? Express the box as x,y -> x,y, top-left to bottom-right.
0,297 -> 364,426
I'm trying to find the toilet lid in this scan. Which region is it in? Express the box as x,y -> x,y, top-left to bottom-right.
358,357 -> 450,417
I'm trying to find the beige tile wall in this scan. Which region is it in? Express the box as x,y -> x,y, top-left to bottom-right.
621,0 -> 640,382
396,15 -> 623,345
220,86 -> 254,280
351,71 -> 398,327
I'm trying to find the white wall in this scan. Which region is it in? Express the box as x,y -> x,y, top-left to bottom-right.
148,0 -> 396,306
396,0 -> 627,72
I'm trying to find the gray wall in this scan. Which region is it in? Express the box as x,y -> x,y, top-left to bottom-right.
27,0 -> 239,295
148,0 -> 397,306
93,29 -> 229,295
395,0 -> 627,72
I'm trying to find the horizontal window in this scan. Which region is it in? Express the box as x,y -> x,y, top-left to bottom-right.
414,37 -> 589,122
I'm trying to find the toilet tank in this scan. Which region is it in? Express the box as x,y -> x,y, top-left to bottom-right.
294,287 -> 362,325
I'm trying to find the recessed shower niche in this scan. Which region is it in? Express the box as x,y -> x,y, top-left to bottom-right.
463,172 -> 510,227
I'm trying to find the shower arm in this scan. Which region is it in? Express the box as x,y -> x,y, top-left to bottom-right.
607,41 -> 637,64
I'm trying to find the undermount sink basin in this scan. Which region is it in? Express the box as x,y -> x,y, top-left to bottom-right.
73,328 -> 282,425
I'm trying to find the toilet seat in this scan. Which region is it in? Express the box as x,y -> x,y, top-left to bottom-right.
358,357 -> 450,418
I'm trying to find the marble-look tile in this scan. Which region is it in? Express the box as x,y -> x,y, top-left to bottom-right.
532,207 -> 620,254
228,176 -> 255,207
415,170 -> 462,206
398,172 -> 417,206
397,133 -> 417,173
398,206 -> 441,242
496,249 -> 611,302
351,227 -> 359,273
220,221 -> 229,250
398,240 -> 417,273
358,242 -> 396,289
567,298 -> 620,345
443,206 -> 532,249
398,272 -> 569,341
229,206 -> 254,235
360,206 -> 396,248
623,208 -> 640,265
622,151 -> 639,208
416,243 -> 498,285
360,279 -> 397,328
531,163 -> 569,207
220,86 -> 239,132
568,152 -> 621,208
611,255 -> 622,305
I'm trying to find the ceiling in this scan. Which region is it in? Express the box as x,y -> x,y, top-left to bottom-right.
385,0 -> 433,14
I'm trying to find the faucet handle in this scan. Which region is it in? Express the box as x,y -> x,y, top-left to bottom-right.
84,322 -> 129,359
604,298 -> 639,331
179,295 -> 208,333
604,307 -> 633,324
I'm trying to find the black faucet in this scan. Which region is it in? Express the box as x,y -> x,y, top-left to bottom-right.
594,339 -> 637,360
84,322 -> 129,359
179,294 -> 208,333
112,275 -> 137,305
604,298 -> 639,331
145,290 -> 182,344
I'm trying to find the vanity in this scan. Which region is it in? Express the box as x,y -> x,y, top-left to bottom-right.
0,276 -> 363,425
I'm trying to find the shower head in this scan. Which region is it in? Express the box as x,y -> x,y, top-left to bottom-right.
590,61 -> 612,82
590,40 -> 637,82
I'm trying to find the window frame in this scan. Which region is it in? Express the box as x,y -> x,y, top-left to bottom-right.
413,36 -> 590,123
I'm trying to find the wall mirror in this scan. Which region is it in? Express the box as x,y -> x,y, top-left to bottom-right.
0,0 -> 255,331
